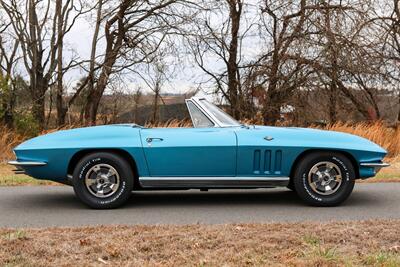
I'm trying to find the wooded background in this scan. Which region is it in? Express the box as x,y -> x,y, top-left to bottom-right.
1,0 -> 400,134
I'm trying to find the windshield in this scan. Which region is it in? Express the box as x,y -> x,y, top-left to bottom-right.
199,99 -> 241,127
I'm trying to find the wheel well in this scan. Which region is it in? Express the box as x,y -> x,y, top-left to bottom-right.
67,149 -> 139,185
289,149 -> 359,181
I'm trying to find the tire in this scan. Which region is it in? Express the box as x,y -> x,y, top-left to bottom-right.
287,181 -> 296,192
293,152 -> 355,207
72,152 -> 134,209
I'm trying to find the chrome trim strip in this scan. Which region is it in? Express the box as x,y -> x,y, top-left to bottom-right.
12,169 -> 25,174
8,160 -> 47,166
360,162 -> 390,168
139,176 -> 290,188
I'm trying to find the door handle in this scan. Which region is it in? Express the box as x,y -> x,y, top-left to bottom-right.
146,137 -> 164,143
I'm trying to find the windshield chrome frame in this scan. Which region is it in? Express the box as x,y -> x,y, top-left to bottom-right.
185,97 -> 241,128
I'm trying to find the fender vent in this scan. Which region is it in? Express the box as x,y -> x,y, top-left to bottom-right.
274,150 -> 282,174
264,150 -> 271,174
253,149 -> 282,175
253,150 -> 261,174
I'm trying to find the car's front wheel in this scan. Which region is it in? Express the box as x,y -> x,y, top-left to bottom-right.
72,152 -> 134,209
293,152 -> 355,206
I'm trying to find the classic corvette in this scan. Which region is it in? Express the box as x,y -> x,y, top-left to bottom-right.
9,97 -> 389,209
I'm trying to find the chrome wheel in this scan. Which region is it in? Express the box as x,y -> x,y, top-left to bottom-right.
84,164 -> 120,198
307,161 -> 342,196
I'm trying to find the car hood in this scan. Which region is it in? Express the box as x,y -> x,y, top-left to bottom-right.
250,125 -> 387,154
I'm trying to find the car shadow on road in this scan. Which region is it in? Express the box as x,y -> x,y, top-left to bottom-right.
5,187 -> 381,210
125,189 -> 305,208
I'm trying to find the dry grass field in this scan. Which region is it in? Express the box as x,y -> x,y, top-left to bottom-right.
0,220 -> 399,266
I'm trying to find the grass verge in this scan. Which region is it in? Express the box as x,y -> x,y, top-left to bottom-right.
0,220 -> 399,266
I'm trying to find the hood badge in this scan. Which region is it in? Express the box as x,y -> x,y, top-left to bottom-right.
264,136 -> 274,141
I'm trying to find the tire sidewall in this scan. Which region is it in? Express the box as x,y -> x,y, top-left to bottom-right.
72,153 -> 133,209
294,153 -> 355,206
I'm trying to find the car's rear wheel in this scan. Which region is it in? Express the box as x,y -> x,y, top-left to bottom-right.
293,152 -> 355,206
72,152 -> 134,209
287,181 -> 296,192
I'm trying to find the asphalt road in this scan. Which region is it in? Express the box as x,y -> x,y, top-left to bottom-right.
0,183 -> 399,228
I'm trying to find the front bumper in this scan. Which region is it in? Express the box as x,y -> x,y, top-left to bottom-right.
8,160 -> 47,174
360,162 -> 390,168
359,161 -> 390,178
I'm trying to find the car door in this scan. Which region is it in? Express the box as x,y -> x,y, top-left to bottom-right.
140,127 -> 237,177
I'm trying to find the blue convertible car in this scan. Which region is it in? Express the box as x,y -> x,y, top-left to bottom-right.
9,97 -> 389,208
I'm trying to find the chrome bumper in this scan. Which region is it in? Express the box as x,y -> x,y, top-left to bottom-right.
8,160 -> 47,174
360,162 -> 390,175
360,162 -> 390,168
8,160 -> 47,166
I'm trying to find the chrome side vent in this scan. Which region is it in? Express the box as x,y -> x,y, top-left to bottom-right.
253,149 -> 281,175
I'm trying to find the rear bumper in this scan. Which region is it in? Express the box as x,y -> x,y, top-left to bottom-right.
8,160 -> 47,166
8,160 -> 47,174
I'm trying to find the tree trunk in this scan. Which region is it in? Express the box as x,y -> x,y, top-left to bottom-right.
151,79 -> 161,124
56,98 -> 67,126
262,49 -> 281,125
31,91 -> 46,129
262,88 -> 282,125
83,1 -> 127,126
55,0 -> 67,126
226,0 -> 242,119
29,68 -> 48,130
336,81 -> 371,120
84,89 -> 103,126
328,81 -> 337,123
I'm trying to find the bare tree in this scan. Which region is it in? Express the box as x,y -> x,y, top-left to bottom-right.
0,0 -> 89,129
308,0 -> 386,121
64,0 -> 105,122
187,0 -> 257,119
0,21 -> 19,127
374,0 -> 400,121
249,0 -> 386,124
81,0 -> 190,125
137,57 -> 168,124
248,0 -> 313,125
